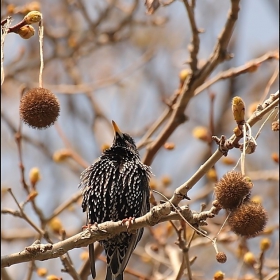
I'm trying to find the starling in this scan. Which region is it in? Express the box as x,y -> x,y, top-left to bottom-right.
79,121 -> 151,280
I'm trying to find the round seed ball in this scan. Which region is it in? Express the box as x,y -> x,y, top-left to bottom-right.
20,88 -> 60,129
214,171 -> 252,210
228,201 -> 268,238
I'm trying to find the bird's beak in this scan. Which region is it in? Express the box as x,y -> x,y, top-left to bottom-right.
112,120 -> 123,138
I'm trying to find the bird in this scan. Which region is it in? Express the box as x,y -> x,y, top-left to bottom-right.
79,120 -> 151,280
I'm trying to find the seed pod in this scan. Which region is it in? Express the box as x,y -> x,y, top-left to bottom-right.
216,252 -> 227,263
214,171 -> 252,210
228,201 -> 268,238
239,139 -> 257,154
20,88 -> 60,129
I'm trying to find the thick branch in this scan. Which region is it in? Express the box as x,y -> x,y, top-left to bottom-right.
1,206 -> 194,267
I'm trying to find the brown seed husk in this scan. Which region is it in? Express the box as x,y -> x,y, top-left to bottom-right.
216,252 -> 227,263
20,88 -> 60,129
214,171 -> 252,210
228,201 -> 268,238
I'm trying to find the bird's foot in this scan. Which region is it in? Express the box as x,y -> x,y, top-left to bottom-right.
82,222 -> 98,231
121,217 -> 135,230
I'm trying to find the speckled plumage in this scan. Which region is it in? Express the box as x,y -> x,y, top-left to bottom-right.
79,121 -> 151,280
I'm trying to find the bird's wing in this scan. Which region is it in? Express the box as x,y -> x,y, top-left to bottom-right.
108,170 -> 150,278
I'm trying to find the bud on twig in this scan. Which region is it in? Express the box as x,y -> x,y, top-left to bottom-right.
24,11 -> 42,24
18,25 -> 35,39
232,96 -> 245,124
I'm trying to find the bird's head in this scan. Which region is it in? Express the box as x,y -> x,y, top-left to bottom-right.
111,120 -> 138,155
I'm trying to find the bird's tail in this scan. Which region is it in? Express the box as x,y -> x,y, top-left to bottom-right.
105,266 -> 123,280
89,243 -> 96,278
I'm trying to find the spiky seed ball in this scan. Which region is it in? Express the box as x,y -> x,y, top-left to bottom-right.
214,171 -> 252,210
228,201 -> 268,238
216,252 -> 227,263
20,88 -> 60,129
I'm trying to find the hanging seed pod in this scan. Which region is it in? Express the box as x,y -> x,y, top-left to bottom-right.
20,87 -> 60,129
228,201 -> 268,238
214,171 -> 253,210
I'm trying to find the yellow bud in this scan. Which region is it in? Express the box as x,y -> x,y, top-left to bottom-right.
18,25 -> 35,39
149,178 -> 157,190
29,167 -> 41,185
213,271 -> 225,280
161,175 -> 172,187
260,238 -> 271,251
48,217 -> 63,234
232,96 -> 245,123
27,190 -> 38,201
233,126 -> 242,137
7,4 -> 16,14
53,149 -> 72,162
164,142 -> 175,150
248,102 -> 259,116
192,126 -> 209,142
24,11 -> 42,24
179,69 -> 190,83
1,187 -> 10,196
243,252 -> 256,266
271,153 -> 279,163
140,254 -> 152,263
36,267 -> 47,276
221,157 -> 236,165
207,168 -> 218,182
166,222 -> 173,237
80,251 -> 89,260
46,275 -> 61,280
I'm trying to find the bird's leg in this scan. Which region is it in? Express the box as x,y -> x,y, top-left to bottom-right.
121,217 -> 135,230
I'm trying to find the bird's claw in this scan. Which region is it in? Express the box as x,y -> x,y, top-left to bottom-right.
82,222 -> 98,231
121,217 -> 135,230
